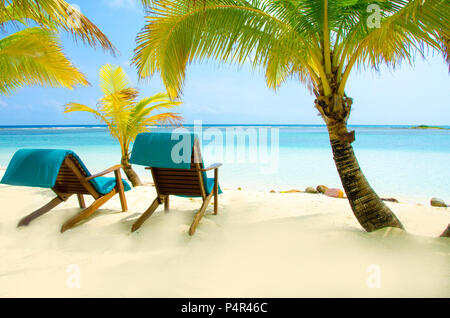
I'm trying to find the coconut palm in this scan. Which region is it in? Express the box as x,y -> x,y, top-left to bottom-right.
0,0 -> 115,95
133,0 -> 449,232
65,64 -> 182,186
441,224 -> 450,238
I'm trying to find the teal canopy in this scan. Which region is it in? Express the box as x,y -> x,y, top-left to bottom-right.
130,131 -> 221,196
0,149 -> 131,195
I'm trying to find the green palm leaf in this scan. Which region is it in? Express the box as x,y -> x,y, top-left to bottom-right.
133,0 -> 319,98
134,0 -> 449,99
64,64 -> 183,186
133,0 -> 449,231
0,27 -> 88,94
0,0 -> 116,95
0,0 -> 116,52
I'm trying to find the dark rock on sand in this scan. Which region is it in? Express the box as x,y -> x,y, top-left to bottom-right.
305,187 -> 318,194
431,198 -> 447,207
316,185 -> 328,194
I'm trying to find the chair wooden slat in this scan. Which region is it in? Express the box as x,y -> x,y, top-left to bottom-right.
17,153 -> 128,233
132,136 -> 221,236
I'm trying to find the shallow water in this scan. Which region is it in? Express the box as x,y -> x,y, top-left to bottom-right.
0,125 -> 449,202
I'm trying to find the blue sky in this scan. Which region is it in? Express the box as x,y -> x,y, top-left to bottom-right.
0,0 -> 449,126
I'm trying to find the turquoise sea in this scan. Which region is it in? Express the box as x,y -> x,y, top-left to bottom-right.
0,125 -> 449,203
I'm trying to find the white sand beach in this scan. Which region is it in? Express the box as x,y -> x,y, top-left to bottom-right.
0,172 -> 449,298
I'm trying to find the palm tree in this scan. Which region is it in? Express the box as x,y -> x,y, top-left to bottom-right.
441,224 -> 450,238
65,64 -> 182,186
0,0 -> 115,95
133,0 -> 449,232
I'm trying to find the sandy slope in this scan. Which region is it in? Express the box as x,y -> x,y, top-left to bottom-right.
0,178 -> 449,297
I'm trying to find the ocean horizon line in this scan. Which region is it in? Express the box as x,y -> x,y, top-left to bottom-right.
1,124 -> 449,129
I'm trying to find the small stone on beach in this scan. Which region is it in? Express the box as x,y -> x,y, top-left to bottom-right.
324,188 -> 344,198
270,190 -> 276,193
430,197 -> 447,208
280,189 -> 301,193
316,185 -> 328,194
305,187 -> 318,194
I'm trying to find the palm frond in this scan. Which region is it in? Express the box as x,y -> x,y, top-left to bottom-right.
336,0 -> 450,93
143,112 -> 183,127
64,102 -> 116,136
140,0 -> 157,10
99,64 -> 133,96
440,33 -> 450,71
133,0 -> 321,98
135,0 -> 449,99
0,0 -> 116,53
137,93 -> 182,112
0,27 -> 88,95
123,94 -> 183,147
65,64 -> 183,156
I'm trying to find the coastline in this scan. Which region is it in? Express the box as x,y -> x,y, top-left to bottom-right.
1,124 -> 449,129
411,125 -> 450,130
0,170 -> 449,297
0,0 -> 448,301
1,124 -> 449,202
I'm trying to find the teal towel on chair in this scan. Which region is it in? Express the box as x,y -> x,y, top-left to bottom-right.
92,176 -> 131,195
130,131 -> 222,196
204,177 -> 222,195
130,131 -> 194,169
0,149 -> 131,195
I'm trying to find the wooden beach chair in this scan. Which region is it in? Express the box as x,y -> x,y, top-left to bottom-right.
129,131 -> 222,235
0,149 -> 130,232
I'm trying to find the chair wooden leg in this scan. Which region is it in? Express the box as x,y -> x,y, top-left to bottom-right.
214,192 -> 218,215
164,195 -> 170,212
214,169 -> 219,215
18,196 -> 68,227
131,197 -> 162,232
189,193 -> 213,236
114,169 -> 128,212
77,194 -> 86,209
60,190 -> 116,233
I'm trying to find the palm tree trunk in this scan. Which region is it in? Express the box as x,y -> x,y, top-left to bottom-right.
440,224 -> 450,238
121,155 -> 142,187
326,122 -> 404,232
